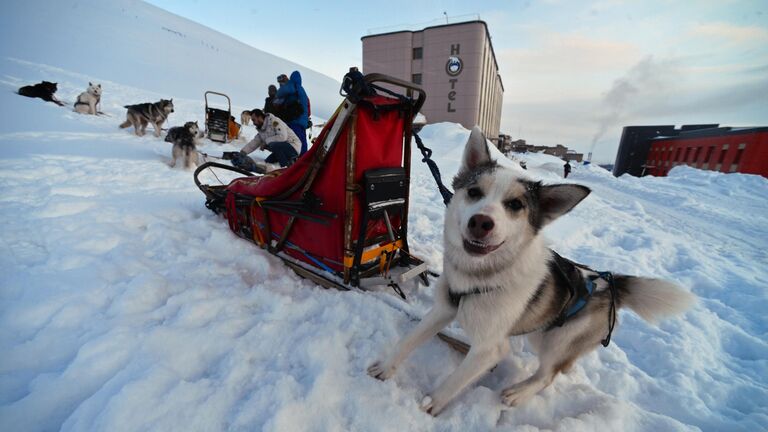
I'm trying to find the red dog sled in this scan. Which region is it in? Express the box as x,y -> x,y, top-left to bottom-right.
194,74 -> 430,295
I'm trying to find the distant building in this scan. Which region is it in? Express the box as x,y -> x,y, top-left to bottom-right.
362,20 -> 504,138
613,125 -> 768,178
499,139 -> 584,162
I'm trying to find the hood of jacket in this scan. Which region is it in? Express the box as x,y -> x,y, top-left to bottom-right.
290,71 -> 302,87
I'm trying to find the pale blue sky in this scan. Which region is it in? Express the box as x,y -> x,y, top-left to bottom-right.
146,0 -> 767,162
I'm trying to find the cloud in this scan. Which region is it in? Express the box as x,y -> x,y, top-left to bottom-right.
496,30 -> 640,102
689,22 -> 768,45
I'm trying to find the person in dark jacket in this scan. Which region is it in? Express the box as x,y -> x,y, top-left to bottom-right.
274,70 -> 309,155
564,160 -> 572,178
263,85 -> 277,114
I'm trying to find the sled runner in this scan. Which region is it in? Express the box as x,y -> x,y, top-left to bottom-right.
194,73 -> 431,295
204,91 -> 232,143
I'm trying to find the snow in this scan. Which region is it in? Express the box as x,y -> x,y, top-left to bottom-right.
1,1 -> 767,431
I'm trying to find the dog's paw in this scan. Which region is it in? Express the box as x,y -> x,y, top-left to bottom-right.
367,361 -> 395,381
420,395 -> 446,416
501,383 -> 535,407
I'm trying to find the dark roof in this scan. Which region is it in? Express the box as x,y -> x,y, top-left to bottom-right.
651,126 -> 768,141
362,20 -> 501,75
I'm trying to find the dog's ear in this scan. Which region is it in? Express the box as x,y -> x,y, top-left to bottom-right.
460,126 -> 493,172
537,184 -> 591,225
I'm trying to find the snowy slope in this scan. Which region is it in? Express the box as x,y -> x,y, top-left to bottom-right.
0,0 -> 340,120
2,3 -> 768,432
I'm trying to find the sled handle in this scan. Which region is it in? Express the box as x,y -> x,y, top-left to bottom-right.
362,73 -> 426,113
193,161 -> 254,190
204,91 -> 232,112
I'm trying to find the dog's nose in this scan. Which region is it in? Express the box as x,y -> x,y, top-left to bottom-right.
468,214 -> 494,238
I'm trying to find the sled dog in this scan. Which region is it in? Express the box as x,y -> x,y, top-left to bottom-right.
241,110 -> 251,126
368,127 -> 695,416
165,121 -> 200,169
119,99 -> 174,137
17,81 -> 65,106
74,82 -> 102,115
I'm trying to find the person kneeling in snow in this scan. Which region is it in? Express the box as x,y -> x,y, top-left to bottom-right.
230,109 -> 301,172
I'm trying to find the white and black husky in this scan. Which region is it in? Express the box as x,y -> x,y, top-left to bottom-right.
369,127 -> 695,416
165,121 -> 200,169
73,82 -> 102,115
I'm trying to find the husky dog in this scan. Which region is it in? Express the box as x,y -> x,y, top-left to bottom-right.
17,81 -> 65,106
166,121 -> 201,169
165,120 -> 201,144
368,127 -> 695,416
241,110 -> 251,126
73,82 -> 102,115
119,99 -> 174,137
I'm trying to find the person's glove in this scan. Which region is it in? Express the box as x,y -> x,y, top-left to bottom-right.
230,152 -> 259,172
221,151 -> 240,160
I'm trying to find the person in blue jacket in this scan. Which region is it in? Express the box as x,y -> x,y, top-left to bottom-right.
274,70 -> 309,155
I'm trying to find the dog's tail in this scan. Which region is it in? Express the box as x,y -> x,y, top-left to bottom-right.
618,276 -> 695,324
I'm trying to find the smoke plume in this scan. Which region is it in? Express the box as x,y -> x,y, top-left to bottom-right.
590,56 -> 680,156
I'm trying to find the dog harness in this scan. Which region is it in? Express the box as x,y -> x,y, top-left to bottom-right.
549,251 -> 618,346
447,252 -> 618,347
74,94 -> 100,107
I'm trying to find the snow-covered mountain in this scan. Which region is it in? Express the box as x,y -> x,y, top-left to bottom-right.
0,0 -> 341,120
1,1 -> 766,431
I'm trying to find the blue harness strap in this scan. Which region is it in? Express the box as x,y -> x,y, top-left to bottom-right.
549,252 -> 618,346
563,276 -> 596,319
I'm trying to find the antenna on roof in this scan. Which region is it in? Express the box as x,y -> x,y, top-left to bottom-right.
443,11 -> 448,23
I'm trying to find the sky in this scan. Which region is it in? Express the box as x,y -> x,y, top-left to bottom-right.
145,0 -> 768,163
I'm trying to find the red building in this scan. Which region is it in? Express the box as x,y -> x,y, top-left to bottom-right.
645,126 -> 768,178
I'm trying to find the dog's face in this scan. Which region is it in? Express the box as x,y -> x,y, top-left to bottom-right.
444,127 -> 590,270
160,99 -> 174,114
42,81 -> 57,92
184,121 -> 200,136
87,82 -> 102,97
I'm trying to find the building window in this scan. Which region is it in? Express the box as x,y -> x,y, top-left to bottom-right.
412,47 -> 423,60
674,147 -> 683,162
718,144 -> 728,170
693,147 -> 702,165
411,73 -> 422,85
683,147 -> 692,164
704,145 -> 716,163
732,143 -> 746,169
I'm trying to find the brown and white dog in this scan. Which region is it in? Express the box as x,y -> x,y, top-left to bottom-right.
240,110 -> 251,127
368,126 -> 695,416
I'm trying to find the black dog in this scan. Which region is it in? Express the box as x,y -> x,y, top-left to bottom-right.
17,81 -> 65,106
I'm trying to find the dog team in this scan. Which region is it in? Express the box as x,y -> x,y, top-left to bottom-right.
17,80 -> 196,168
18,72 -> 311,172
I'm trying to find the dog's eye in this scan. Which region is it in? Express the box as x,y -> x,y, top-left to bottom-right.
505,198 -> 523,211
467,187 -> 483,199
